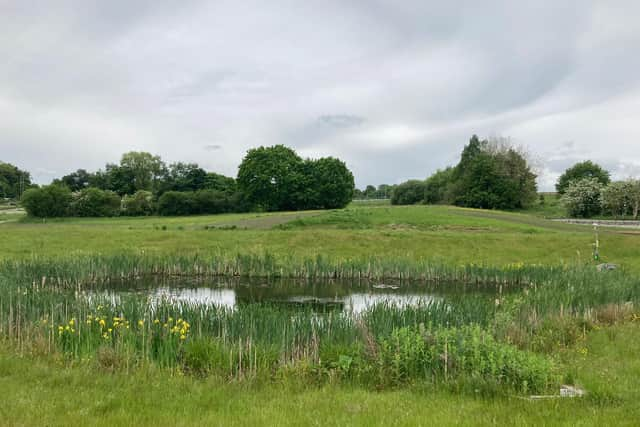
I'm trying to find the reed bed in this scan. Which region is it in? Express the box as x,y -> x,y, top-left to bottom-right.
0,253 -> 638,394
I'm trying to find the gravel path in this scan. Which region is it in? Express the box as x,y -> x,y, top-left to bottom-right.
552,219 -> 640,228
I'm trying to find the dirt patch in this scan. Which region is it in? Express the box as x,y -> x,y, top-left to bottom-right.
208,211 -> 322,230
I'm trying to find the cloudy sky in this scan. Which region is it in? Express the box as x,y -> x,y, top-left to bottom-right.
2,1 -> 639,190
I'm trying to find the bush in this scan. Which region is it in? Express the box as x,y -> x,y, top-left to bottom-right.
424,167 -> 455,204
21,185 -> 72,217
561,177 -> 604,218
391,180 -> 426,205
192,189 -> 232,214
122,190 -> 155,216
69,188 -> 121,217
157,191 -> 195,216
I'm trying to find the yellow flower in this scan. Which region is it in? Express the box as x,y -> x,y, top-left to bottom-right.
153,319 -> 160,324
69,318 -> 75,326
138,320 -> 144,327
180,334 -> 186,340
99,319 -> 106,327
86,319 -> 92,325
58,326 -> 64,332
108,328 -> 113,333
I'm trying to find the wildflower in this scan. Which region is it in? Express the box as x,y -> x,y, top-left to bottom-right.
68,318 -> 75,326
86,319 -> 92,325
153,319 -> 160,324
58,326 -> 64,332
138,320 -> 144,327
180,334 -> 186,340
108,328 -> 113,333
99,319 -> 106,328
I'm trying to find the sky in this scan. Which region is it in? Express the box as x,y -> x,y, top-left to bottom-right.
1,1 -> 639,190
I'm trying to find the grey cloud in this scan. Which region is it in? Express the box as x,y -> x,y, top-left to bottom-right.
1,1 -> 639,191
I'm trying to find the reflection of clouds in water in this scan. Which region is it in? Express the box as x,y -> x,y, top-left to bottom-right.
153,288 -> 235,308
344,294 -> 439,314
84,288 -> 440,314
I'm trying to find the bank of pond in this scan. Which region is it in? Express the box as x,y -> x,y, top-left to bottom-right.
1,255 -> 638,396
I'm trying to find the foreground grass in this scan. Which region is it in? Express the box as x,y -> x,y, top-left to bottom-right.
1,205 -> 638,272
1,322 -> 638,426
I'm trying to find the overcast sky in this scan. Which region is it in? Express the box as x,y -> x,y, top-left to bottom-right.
2,1 -> 639,190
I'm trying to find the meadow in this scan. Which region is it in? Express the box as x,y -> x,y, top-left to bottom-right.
1,204 -> 639,425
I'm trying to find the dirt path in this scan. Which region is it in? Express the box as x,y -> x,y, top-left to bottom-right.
208,211 -> 323,230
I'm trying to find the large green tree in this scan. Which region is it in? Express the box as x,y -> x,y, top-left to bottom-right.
391,180 -> 426,205
304,157 -> 354,209
237,145 -> 306,211
119,152 -> 167,194
451,136 -> 537,209
556,161 -> 610,194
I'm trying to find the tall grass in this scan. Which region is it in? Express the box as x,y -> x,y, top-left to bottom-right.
0,253 -> 638,393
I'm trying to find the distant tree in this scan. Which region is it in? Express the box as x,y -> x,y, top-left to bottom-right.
163,163 -> 207,193
102,163 -> 136,195
556,161 -> 610,195
0,162 -> 32,199
119,152 -> 167,194
122,190 -> 155,216
601,180 -> 640,219
424,167 -> 455,204
561,177 -> 604,218
304,157 -> 354,209
69,188 -> 121,217
21,185 -> 72,217
157,191 -> 195,216
237,145 -> 305,211
204,172 -> 237,194
363,185 -> 377,199
353,188 -> 364,199
55,169 -> 92,192
451,135 -> 537,209
391,180 -> 426,205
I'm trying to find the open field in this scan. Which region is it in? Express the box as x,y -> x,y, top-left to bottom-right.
1,205 -> 639,272
1,204 -> 640,425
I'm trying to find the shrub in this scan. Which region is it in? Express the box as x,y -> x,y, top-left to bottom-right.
561,177 -> 604,218
391,180 -> 426,205
69,188 -> 121,217
21,185 -> 72,217
122,190 -> 155,216
424,167 -> 455,204
192,189 -> 232,214
157,191 -> 195,216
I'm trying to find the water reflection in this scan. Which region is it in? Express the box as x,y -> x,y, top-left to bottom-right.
84,278 -> 450,314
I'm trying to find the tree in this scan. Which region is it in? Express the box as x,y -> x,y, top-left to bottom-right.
55,169 -> 92,192
628,180 -> 640,220
424,167 -> 455,204
602,180 -> 640,219
304,157 -> 354,209
122,190 -> 155,216
451,135 -> 537,209
0,162 -> 32,199
237,145 -> 305,211
391,180 -> 426,205
363,185 -> 377,199
21,185 -> 72,217
556,161 -> 610,195
561,177 -> 604,218
69,188 -> 121,217
193,189 -> 232,214
204,172 -> 237,194
163,163 -> 207,193
119,152 -> 167,194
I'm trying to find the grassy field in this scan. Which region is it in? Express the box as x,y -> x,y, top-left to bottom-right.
1,205 -> 638,272
1,204 -> 639,426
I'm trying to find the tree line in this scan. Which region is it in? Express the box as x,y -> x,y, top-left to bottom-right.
16,145 -> 355,218
389,135 -> 538,210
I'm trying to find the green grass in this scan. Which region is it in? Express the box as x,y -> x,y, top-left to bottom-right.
2,205 -> 637,273
1,322 -> 639,426
2,204 -> 640,424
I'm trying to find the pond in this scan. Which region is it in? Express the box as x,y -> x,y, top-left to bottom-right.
85,276 -> 500,314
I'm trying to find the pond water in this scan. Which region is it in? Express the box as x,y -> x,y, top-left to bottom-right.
85,277 -> 498,314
